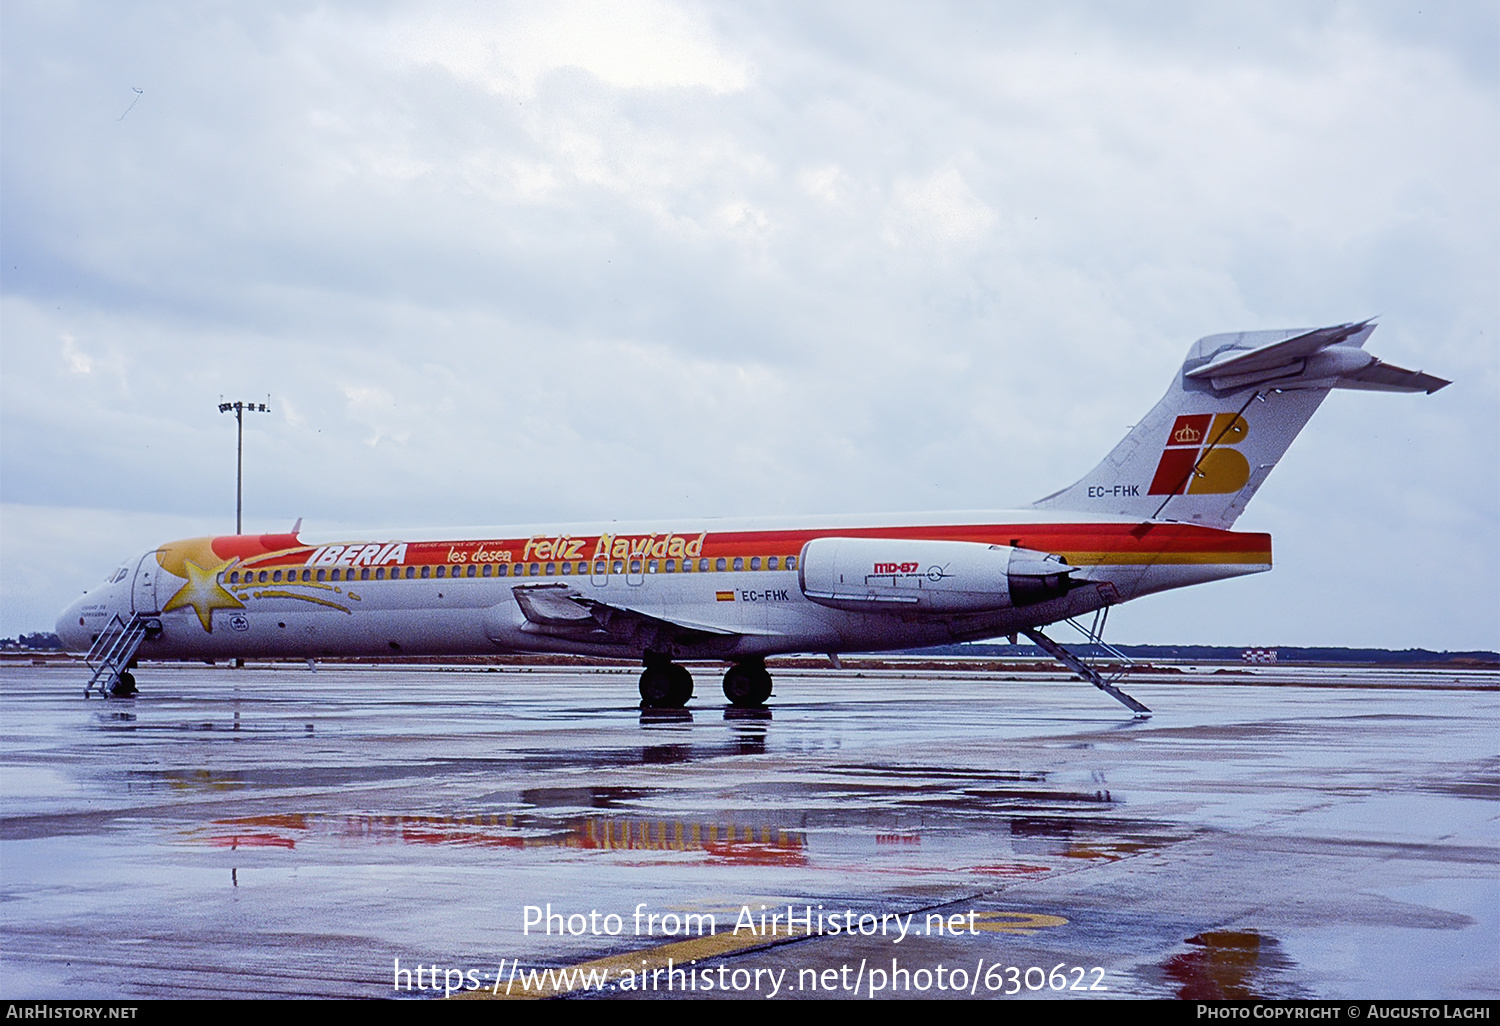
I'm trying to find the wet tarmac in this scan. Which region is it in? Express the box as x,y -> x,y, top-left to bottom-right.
1,659 -> 1495,1000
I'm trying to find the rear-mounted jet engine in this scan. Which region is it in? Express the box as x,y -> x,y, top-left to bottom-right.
797,537 -> 1077,616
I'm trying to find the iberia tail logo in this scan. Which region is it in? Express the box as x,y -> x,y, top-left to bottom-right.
1147,413 -> 1251,496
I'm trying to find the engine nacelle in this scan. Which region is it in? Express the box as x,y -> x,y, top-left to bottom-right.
797,537 -> 1076,616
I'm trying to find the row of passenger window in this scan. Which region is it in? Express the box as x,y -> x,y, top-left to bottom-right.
225,554 -> 799,586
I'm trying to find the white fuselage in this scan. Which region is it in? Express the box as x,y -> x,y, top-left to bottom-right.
56,509 -> 1270,663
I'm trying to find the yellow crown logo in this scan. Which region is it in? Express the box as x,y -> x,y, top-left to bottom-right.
1173,424 -> 1201,444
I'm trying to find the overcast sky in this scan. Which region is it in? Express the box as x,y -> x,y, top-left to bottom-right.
2,1 -> 1496,649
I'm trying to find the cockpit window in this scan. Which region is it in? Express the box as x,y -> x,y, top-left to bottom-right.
108,567 -> 130,584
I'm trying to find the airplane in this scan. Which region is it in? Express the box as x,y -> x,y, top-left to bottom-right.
57,321 -> 1447,714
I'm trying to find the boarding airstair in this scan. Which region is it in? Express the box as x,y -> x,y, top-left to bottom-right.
84,613 -> 158,698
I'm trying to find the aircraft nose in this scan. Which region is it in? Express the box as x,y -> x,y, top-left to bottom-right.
56,595 -> 89,652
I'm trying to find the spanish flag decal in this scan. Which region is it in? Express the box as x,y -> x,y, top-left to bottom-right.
716,591 -> 735,602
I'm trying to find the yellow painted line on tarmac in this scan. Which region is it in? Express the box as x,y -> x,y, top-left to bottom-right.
969,911 -> 1069,934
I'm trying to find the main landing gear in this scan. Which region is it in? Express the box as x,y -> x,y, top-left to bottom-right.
722,659 -> 772,708
637,655 -> 775,709
639,653 -> 694,708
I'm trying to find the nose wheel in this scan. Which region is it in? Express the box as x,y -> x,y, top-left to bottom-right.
722,660 -> 772,708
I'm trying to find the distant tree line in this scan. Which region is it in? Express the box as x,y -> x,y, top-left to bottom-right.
911,643 -> 1499,665
1,633 -> 62,650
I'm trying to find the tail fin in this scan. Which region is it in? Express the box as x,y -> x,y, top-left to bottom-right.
1033,321 -> 1448,528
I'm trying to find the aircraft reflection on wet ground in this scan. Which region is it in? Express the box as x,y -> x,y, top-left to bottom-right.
0,659 -> 1495,1000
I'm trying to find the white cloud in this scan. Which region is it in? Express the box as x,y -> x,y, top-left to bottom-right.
387,0 -> 753,97
887,168 -> 996,246
60,333 -> 91,374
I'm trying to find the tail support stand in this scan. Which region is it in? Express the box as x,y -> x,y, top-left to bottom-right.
1022,625 -> 1151,717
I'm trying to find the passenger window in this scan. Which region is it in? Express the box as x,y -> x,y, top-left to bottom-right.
545,563 -> 556,576
259,571 -> 269,583
421,566 -> 431,579
375,568 -> 385,580
768,556 -> 779,570
612,560 -> 624,574
302,569 -> 312,582
750,557 -> 761,571
665,559 -> 676,573
647,559 -> 658,573
630,559 -> 641,573
595,561 -> 607,575
482,564 -> 492,577
529,563 -> 540,576
732,557 -> 743,571
715,558 -> 727,572
272,570 -> 282,582
230,572 -> 239,584
405,566 -> 415,579
786,556 -> 797,570
700,558 -> 710,572
498,564 -> 509,577
317,569 -> 326,582
466,564 -> 476,578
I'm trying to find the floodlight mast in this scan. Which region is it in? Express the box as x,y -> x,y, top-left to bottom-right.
217,399 -> 270,535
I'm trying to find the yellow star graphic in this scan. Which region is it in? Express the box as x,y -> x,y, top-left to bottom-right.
162,558 -> 245,632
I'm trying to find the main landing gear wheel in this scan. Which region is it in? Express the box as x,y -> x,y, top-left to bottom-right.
639,659 -> 693,708
110,671 -> 138,698
722,661 -> 772,708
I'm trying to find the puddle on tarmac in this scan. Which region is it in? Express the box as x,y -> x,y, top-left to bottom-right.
1155,930 -> 1302,999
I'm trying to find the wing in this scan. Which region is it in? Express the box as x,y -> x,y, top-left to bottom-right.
511,583 -> 770,656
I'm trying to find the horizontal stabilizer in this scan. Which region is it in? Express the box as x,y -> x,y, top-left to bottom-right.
1182,319 -> 1449,394
1035,321 -> 1448,528
1333,359 -> 1449,395
1183,321 -> 1373,384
